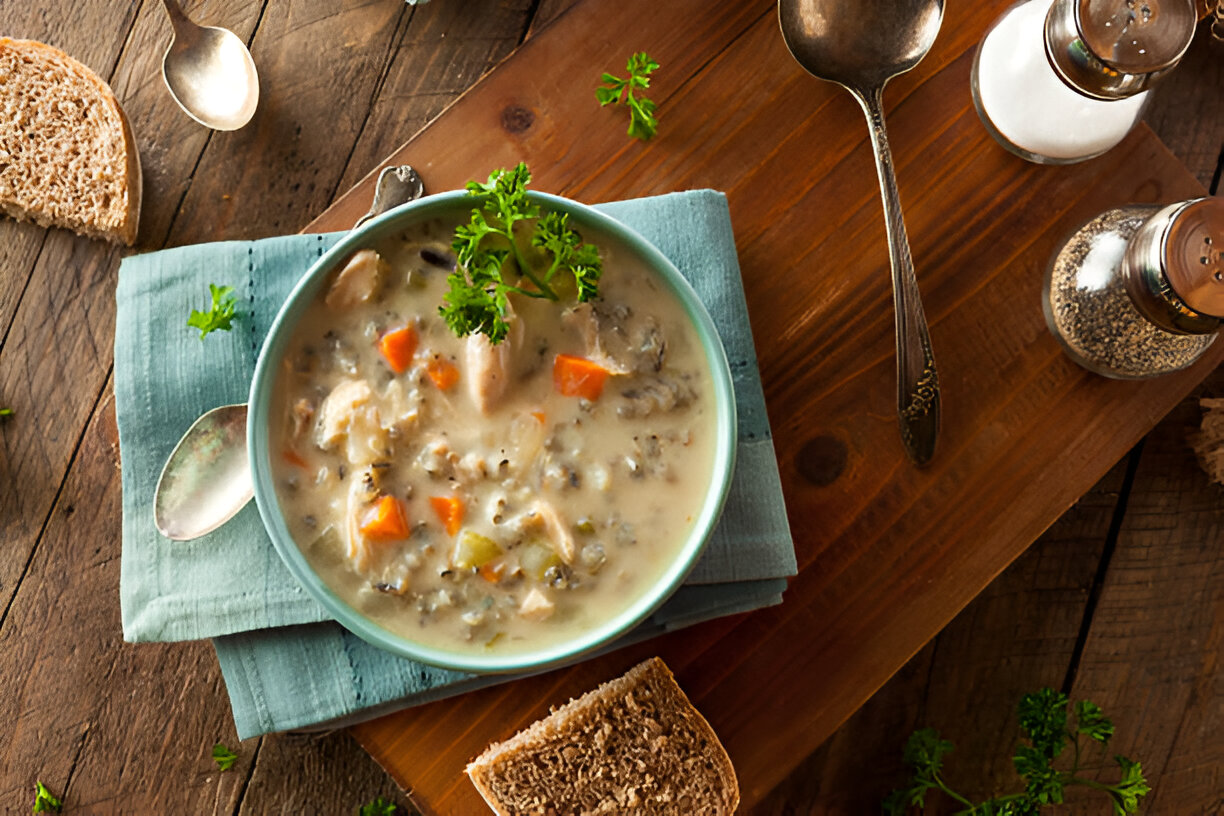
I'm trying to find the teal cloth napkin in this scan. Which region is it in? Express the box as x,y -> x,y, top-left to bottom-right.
115,190 -> 795,737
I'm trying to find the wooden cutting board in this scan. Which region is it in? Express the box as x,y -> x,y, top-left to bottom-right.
304,0 -> 1214,810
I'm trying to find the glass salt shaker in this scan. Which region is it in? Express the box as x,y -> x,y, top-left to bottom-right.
1044,197 -> 1224,379
972,0 -> 1198,164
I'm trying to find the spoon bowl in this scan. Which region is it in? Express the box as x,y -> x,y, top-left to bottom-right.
778,0 -> 944,464
160,0 -> 259,131
154,403 -> 251,540
779,0 -> 943,92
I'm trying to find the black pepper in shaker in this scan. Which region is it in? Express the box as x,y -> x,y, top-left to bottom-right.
1043,197 -> 1224,379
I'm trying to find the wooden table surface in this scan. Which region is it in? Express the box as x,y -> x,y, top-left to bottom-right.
0,1 -> 1219,814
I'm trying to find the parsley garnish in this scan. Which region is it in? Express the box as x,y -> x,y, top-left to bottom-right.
33,781 -> 61,813
212,742 -> 238,771
188,283 -> 238,339
440,163 -> 602,344
884,689 -> 1150,815
596,52 -> 660,141
358,796 -> 397,816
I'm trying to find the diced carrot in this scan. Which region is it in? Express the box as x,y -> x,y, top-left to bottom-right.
282,449 -> 309,468
553,354 -> 610,401
429,495 -> 465,537
359,495 -> 411,540
426,358 -> 460,391
378,325 -> 418,374
530,410 -> 546,425
479,562 -> 506,584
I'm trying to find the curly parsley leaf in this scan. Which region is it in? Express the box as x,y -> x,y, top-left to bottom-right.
1109,756 -> 1150,815
357,796 -> 397,816
188,283 -> 238,339
1074,700 -> 1115,744
33,781 -> 62,813
882,691 -> 1151,815
597,52 -> 660,141
440,163 -> 602,344
1017,687 -> 1068,760
212,742 -> 238,771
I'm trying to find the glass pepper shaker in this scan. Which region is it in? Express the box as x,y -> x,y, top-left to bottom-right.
1044,197 -> 1224,379
972,0 -> 1198,164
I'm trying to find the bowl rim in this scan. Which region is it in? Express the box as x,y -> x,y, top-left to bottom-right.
248,189 -> 737,674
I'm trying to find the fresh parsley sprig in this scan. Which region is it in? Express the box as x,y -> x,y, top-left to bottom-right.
358,796 -> 397,816
440,163 -> 602,344
596,52 -> 660,141
212,742 -> 238,771
33,781 -> 62,813
883,689 -> 1150,815
188,283 -> 238,340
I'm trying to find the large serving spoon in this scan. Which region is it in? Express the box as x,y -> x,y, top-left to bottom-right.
778,0 -> 943,465
153,166 -> 427,541
160,0 -> 260,130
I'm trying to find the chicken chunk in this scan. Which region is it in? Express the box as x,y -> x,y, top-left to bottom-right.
316,379 -> 391,465
315,379 -> 374,450
520,499 -> 577,564
325,249 -> 387,310
465,314 -> 522,414
518,588 -> 555,622
345,466 -> 382,572
289,397 -> 315,441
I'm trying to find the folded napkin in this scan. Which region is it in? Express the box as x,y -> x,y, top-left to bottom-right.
115,190 -> 795,738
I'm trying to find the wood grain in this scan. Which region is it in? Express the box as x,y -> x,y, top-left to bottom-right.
751,459 -> 1129,813
751,23 -> 1224,814
325,1 -> 1219,813
0,0 -> 529,812
0,0 -> 1220,813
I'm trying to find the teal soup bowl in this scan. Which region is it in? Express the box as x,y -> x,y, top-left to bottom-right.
249,190 -> 736,674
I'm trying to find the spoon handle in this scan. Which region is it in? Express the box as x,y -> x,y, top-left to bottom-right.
855,86 -> 940,465
159,0 -> 196,42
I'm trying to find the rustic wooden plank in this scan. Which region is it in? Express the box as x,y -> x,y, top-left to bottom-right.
525,0 -> 579,39
752,460 -> 1128,813
235,731 -> 412,816
333,0 -> 537,198
0,381 -> 247,814
0,0 -> 260,667
165,0 -> 407,245
751,24 -> 1224,813
1064,369 -> 1224,813
0,1 -> 140,343
333,0 -> 1218,811
1143,22 -> 1224,191
0,0 -> 530,813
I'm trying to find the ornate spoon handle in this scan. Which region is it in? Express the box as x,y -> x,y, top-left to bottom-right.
855,85 -> 940,465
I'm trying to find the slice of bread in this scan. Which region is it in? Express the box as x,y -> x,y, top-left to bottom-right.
466,657 -> 739,815
0,38 -> 141,245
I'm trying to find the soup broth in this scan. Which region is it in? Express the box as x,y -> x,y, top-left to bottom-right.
269,212 -> 717,655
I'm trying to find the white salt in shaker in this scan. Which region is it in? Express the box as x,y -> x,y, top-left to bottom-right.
972,0 -> 1197,164
1044,197 -> 1224,379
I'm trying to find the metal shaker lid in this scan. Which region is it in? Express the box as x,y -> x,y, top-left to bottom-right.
1164,197 -> 1224,319
1045,0 -> 1197,100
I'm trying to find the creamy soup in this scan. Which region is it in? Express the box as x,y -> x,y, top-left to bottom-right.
269,212 -> 716,655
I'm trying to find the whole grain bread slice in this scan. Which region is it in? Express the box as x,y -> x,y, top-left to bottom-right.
466,657 -> 739,815
0,38 -> 141,245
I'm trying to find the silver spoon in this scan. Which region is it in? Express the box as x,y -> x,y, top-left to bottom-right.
778,0 -> 942,465
153,166 -> 427,541
160,0 -> 259,131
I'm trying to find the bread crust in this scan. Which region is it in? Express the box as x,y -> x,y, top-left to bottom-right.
0,37 -> 142,245
466,657 -> 740,815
